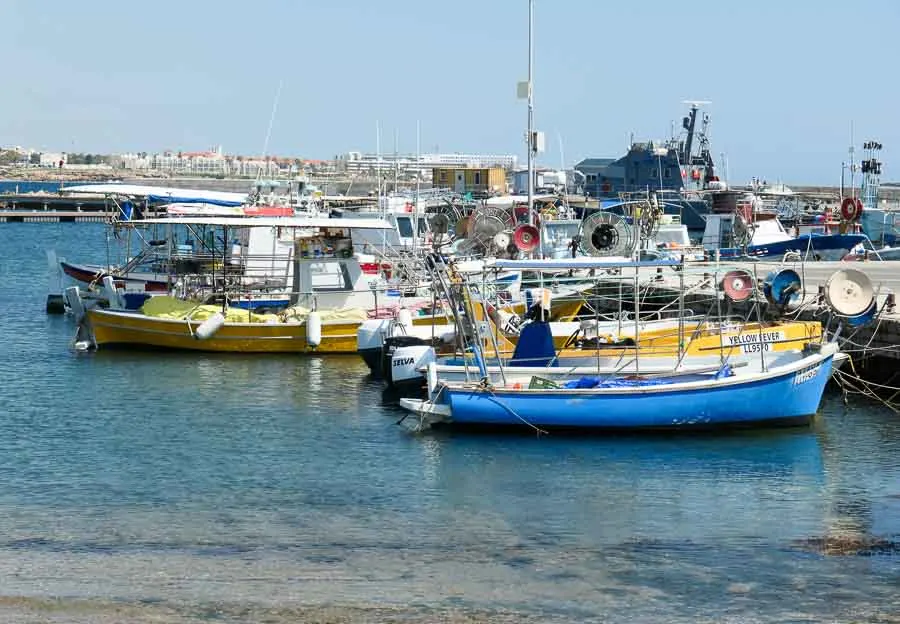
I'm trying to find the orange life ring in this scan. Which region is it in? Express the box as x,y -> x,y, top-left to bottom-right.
840,197 -> 863,221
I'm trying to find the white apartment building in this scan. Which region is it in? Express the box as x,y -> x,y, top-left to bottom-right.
39,152 -> 67,167
335,152 -> 518,181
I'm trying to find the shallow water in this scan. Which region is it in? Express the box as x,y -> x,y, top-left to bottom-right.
0,222 -> 899,622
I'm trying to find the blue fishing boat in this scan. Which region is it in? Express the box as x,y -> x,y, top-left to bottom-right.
701,211 -> 865,261
398,258 -> 846,431
402,339 -> 841,431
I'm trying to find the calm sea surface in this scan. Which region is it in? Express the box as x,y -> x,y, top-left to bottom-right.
0,222 -> 898,622
0,180 -> 83,194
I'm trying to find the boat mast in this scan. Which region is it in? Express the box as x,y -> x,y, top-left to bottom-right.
849,121 -> 856,201
526,0 -> 534,231
412,120 -> 421,256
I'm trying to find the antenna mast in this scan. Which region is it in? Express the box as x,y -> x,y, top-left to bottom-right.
527,0 -> 535,229
260,80 -> 283,182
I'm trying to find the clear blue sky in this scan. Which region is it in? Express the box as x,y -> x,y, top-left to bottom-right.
3,0 -> 898,184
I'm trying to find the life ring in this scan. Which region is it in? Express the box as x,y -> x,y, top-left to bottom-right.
840,197 -> 863,222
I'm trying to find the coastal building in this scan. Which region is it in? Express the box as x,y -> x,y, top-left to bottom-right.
114,153 -> 152,170
511,168 -> 569,194
39,152 -> 67,168
421,153 -> 518,170
432,166 -> 506,196
336,152 -> 518,183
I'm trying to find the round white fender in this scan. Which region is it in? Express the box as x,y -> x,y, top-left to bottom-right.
194,312 -> 226,340
396,307 -> 413,333
391,345 -> 436,386
306,311 -> 322,347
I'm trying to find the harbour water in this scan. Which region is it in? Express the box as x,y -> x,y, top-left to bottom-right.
1,222 -> 899,622
0,180 -> 80,194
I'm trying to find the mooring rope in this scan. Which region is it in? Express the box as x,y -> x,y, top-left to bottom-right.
832,355 -> 900,414
478,379 -> 548,437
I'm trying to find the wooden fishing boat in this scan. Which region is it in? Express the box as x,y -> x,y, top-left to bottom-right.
401,343 -> 843,430
397,257 -> 849,430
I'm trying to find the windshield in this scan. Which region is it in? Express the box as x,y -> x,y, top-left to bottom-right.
395,217 -> 427,238
655,229 -> 690,246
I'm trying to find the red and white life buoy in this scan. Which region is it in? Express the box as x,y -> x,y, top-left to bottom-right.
840,197 -> 863,222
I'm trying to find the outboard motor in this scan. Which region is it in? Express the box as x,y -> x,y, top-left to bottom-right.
383,336 -> 434,389
357,319 -> 389,376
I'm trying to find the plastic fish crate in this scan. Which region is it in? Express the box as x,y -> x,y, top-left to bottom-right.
528,376 -> 559,390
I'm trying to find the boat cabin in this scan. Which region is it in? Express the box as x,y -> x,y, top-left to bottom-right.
131,216 -> 398,310
701,213 -> 791,252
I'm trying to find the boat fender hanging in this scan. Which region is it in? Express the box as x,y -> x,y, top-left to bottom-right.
306,311 -> 323,347
396,307 -> 413,333
194,312 -> 226,340
425,361 -> 438,399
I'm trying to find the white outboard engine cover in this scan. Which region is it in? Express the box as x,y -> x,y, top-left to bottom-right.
101,275 -> 125,310
64,286 -> 86,321
357,318 -> 390,352
358,318 -> 393,376
390,345 -> 436,388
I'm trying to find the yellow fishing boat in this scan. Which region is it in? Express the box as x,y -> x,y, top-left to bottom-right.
78,290 -> 584,355
82,303 -> 365,354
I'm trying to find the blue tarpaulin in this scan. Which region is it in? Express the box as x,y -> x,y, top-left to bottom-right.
562,376 -> 681,389
147,194 -> 244,207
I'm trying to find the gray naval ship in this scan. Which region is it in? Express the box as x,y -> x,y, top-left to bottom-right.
574,101 -> 720,231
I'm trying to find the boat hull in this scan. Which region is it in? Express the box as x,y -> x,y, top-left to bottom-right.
391,319 -> 822,392
716,234 -> 866,261
440,352 -> 835,429
60,261 -> 169,292
86,309 -> 361,354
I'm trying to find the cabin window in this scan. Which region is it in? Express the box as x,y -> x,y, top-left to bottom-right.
664,167 -> 671,179
473,171 -> 481,185
396,217 -> 427,238
396,217 -> 413,238
309,261 -> 353,291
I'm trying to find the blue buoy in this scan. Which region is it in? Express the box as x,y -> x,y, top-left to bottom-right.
763,269 -> 802,306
